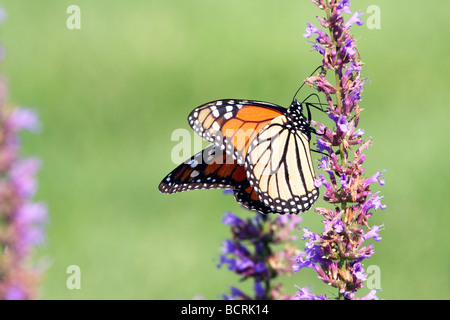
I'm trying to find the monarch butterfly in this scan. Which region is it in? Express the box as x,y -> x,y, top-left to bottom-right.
158,97 -> 322,215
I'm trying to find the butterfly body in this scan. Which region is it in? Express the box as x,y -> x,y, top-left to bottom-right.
159,99 -> 319,214
285,101 -> 311,137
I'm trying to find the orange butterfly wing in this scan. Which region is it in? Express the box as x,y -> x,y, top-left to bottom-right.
188,100 -> 285,164
159,145 -> 246,193
159,144 -> 274,213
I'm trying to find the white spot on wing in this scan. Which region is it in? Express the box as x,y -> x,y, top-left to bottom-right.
212,122 -> 220,131
190,170 -> 199,178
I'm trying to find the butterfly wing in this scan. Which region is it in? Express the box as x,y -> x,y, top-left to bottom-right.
244,115 -> 319,214
188,100 -> 285,164
159,144 -> 275,213
159,144 -> 247,193
232,186 -> 274,214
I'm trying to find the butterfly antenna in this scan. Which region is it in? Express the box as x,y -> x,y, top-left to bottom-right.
292,66 -> 322,102
302,93 -> 328,113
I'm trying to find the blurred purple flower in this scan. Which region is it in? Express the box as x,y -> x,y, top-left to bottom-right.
219,212 -> 301,300
7,107 -> 41,133
4,285 -> 26,300
221,211 -> 244,226
223,189 -> 234,195
223,287 -> 250,300
0,7 -> 6,24
14,202 -> 48,255
0,24 -> 46,298
10,158 -> 42,198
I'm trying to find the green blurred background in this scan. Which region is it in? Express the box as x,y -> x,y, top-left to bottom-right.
0,0 -> 448,299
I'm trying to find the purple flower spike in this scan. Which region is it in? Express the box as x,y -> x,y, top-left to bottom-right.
219,211 -> 300,300
294,0 -> 386,300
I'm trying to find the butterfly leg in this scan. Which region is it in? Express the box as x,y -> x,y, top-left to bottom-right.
311,149 -> 329,157
309,126 -> 323,136
311,148 -> 341,160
